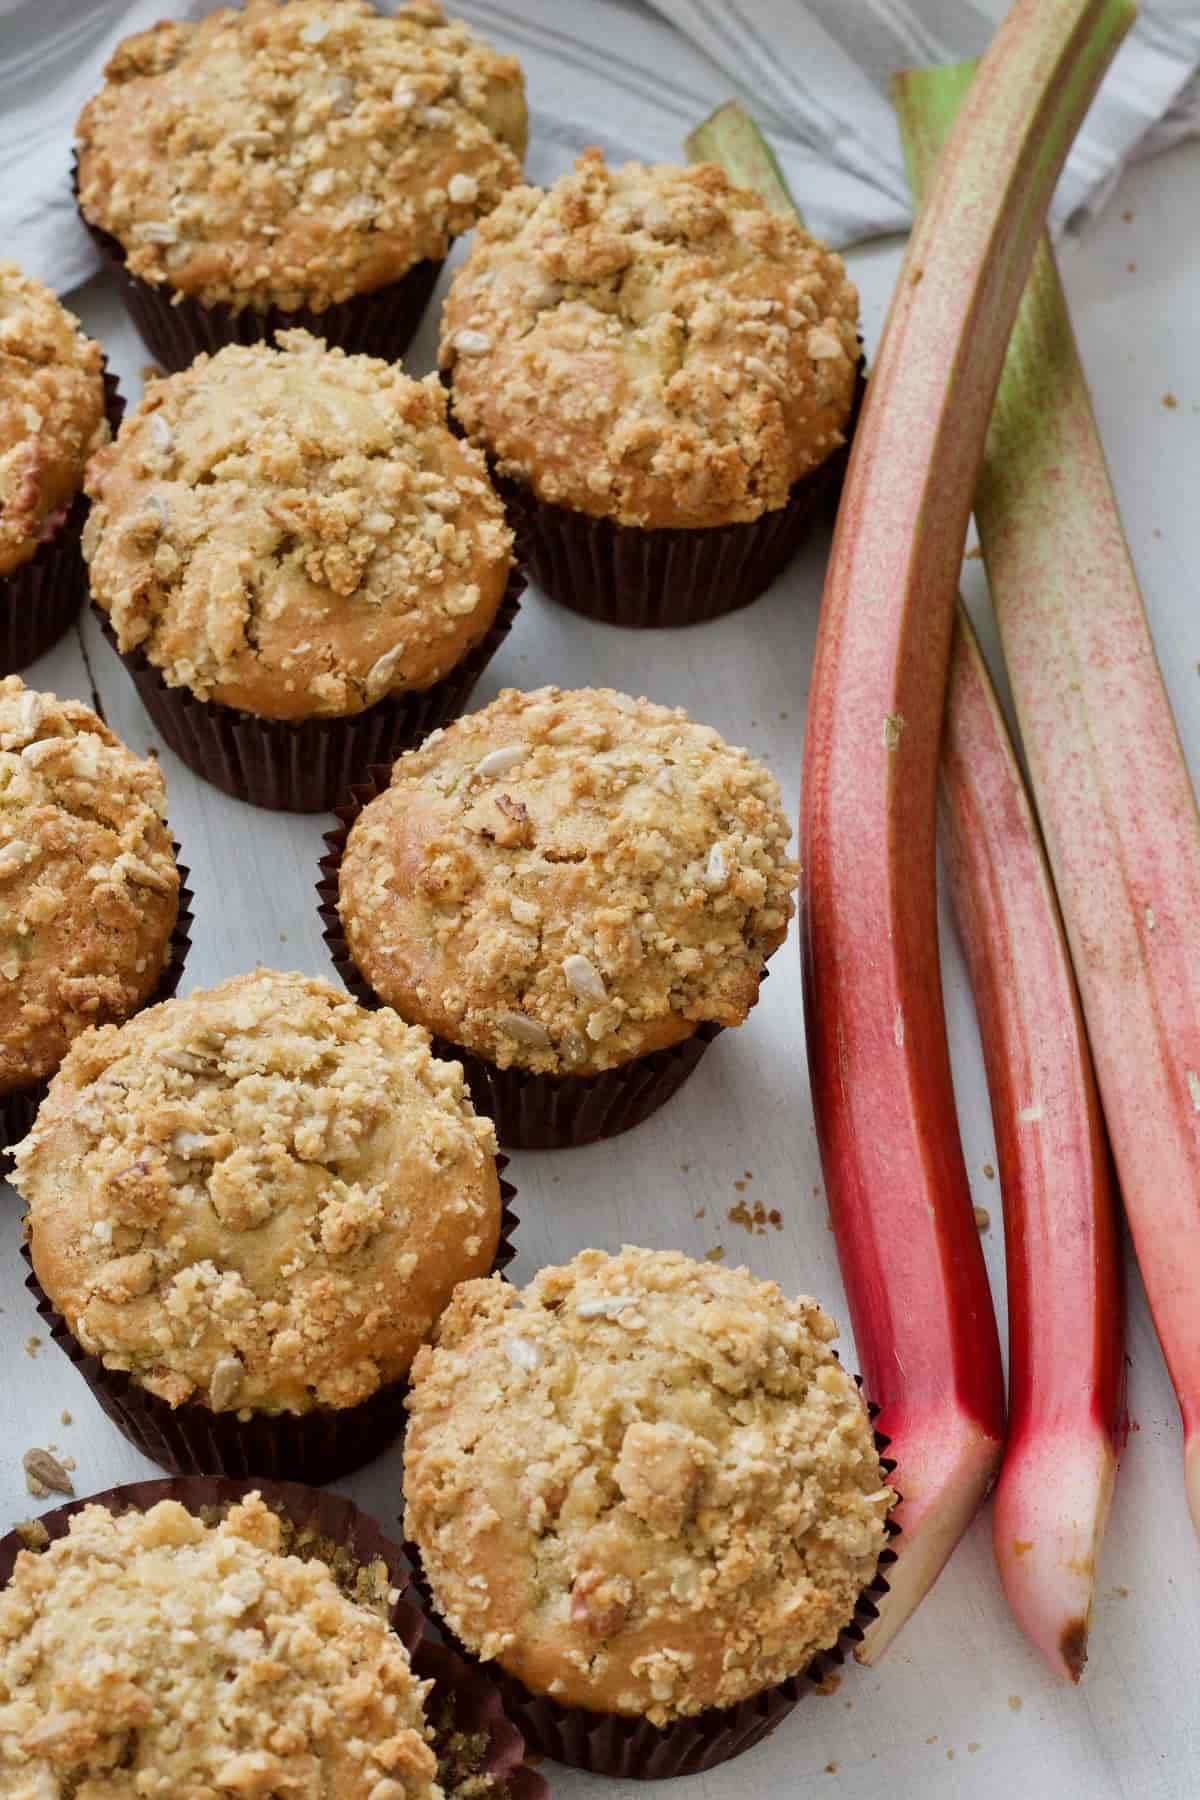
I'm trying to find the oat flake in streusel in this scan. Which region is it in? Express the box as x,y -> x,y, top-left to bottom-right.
83,332 -> 514,721
404,1246 -> 894,1724
336,685 -> 798,1077
11,970 -> 500,1415
0,1493 -> 440,1798
75,0 -> 528,315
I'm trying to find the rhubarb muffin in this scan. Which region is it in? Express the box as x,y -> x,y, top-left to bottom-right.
11,969 -> 506,1481
0,677 -> 184,1150
440,149 -> 862,626
326,685 -> 797,1147
404,1247 -> 894,1771
0,1490 -> 441,1798
83,331 -> 520,810
74,0 -> 528,370
0,263 -> 115,670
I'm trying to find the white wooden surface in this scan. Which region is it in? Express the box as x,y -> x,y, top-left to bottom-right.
3,134 -> 1199,1800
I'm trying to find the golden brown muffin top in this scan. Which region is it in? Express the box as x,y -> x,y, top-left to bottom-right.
0,1493 -> 440,1799
0,677 -> 179,1096
336,686 -> 797,1076
439,150 -> 860,530
75,0 -> 528,313
0,262 -> 109,579
12,970 -> 501,1415
83,332 -> 514,721
404,1247 -> 893,1723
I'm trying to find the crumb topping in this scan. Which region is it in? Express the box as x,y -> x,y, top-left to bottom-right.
0,1494 -> 440,1798
404,1247 -> 893,1723
0,263 -> 109,578
439,150 -> 860,530
337,686 -> 797,1076
0,678 -> 179,1094
12,970 -> 500,1413
83,332 -> 514,720
75,0 -> 527,313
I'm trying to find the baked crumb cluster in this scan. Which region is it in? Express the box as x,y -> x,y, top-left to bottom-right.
0,677 -> 178,1093
0,1493 -> 440,1798
337,686 -> 797,1076
12,970 -> 500,1414
440,149 -> 860,529
83,332 -> 514,720
75,0 -> 528,313
0,263 -> 109,577
405,1247 -> 893,1723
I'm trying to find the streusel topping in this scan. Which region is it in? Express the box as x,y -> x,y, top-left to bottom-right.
337,686 -> 797,1076
12,970 -> 501,1413
0,263 -> 109,577
404,1247 -> 893,1723
0,1494 -> 440,1799
75,0 -> 528,313
83,332 -> 514,720
0,678 -> 178,1094
440,150 -> 860,530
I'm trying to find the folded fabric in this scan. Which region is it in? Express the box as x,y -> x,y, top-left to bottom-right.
1,0 -> 1196,298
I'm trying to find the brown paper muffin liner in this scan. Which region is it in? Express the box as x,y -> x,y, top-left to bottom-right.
20,1166 -> 519,1484
0,1475 -> 548,1800
317,769 -> 773,1150
443,359 -> 865,628
93,563 -> 524,812
75,164 -> 442,374
0,843 -> 192,1158
0,365 -> 124,674
404,1411 -> 899,1779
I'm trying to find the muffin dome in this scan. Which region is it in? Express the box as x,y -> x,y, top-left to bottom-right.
0,677 -> 179,1094
335,685 -> 797,1076
0,263 -> 109,578
75,0 -> 527,314
0,1493 -> 438,1797
404,1247 -> 893,1723
12,969 -> 501,1414
83,332 -> 514,720
440,149 -> 860,530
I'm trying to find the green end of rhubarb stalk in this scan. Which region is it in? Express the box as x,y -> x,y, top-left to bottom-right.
685,102 -> 800,220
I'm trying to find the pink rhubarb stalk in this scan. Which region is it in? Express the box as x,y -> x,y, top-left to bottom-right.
899,52 -> 1200,1545
940,606 -> 1124,1681
800,0 -> 1131,1662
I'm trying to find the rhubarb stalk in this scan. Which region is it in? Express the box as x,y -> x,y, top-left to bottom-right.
940,606 -> 1124,1681
685,102 -> 797,216
800,0 -> 1131,1662
898,55 -> 1200,1544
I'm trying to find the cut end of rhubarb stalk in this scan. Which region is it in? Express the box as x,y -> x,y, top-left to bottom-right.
857,1412 -> 1002,1664
1184,1436 -> 1200,1542
684,102 -> 798,215
992,1428 -> 1118,1682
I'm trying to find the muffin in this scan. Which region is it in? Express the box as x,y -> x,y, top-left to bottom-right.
322,685 -> 797,1147
11,969 -> 511,1481
404,1247 -> 896,1776
83,331 -> 522,811
439,149 -> 863,626
74,0 -> 528,371
0,676 -> 186,1152
0,263 -> 118,670
0,1490 -> 441,1798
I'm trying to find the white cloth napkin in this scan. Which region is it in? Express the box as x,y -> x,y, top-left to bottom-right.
2,0 -> 1197,297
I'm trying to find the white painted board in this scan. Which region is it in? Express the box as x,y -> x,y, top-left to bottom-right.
2,117 -> 1199,1800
